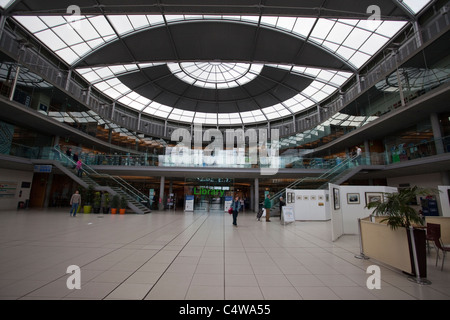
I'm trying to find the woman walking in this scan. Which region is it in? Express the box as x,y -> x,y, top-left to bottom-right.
231,196 -> 241,227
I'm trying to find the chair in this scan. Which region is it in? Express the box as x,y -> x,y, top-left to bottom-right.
426,223 -> 450,271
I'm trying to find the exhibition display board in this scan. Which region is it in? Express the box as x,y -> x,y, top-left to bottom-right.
281,206 -> 295,225
285,188 -> 330,221
329,184 -> 398,241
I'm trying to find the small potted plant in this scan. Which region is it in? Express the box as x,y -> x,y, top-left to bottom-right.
83,185 -> 95,214
119,196 -> 128,215
111,194 -> 120,214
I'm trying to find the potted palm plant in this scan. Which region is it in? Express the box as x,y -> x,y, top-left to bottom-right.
119,196 -> 128,215
111,194 -> 120,214
367,186 -> 437,278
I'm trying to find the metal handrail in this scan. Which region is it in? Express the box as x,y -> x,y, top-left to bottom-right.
53,147 -> 150,203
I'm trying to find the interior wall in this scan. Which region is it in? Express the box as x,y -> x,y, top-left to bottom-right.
338,185 -> 398,234
387,173 -> 445,216
0,168 -> 33,211
438,186 -> 450,217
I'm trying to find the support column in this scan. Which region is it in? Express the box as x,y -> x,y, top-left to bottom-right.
9,66 -> 20,101
65,69 -> 72,91
159,176 -> 165,211
364,140 -> 371,165
430,113 -> 444,155
250,184 -> 254,211
44,172 -> 54,208
254,178 -> 259,213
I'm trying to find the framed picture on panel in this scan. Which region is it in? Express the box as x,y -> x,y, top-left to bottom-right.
347,193 -> 360,204
333,188 -> 340,210
365,192 -> 384,206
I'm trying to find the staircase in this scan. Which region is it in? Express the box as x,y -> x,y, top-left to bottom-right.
49,148 -> 151,214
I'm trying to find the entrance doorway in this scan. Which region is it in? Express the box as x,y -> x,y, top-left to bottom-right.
185,177 -> 235,212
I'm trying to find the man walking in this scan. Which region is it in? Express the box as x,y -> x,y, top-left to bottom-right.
264,194 -> 272,222
70,190 -> 81,217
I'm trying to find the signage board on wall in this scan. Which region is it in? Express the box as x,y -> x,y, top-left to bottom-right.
33,165 -> 52,173
0,182 -> 17,198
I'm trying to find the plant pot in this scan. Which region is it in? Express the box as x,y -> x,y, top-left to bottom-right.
119,208 -> 126,215
93,207 -> 101,214
111,208 -> 117,214
406,227 -> 427,278
83,205 -> 92,214
102,207 -> 109,214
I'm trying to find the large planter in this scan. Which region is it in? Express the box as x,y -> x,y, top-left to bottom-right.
359,217 -> 428,279
119,208 -> 126,215
406,227 -> 427,278
102,207 -> 110,214
111,208 -> 117,214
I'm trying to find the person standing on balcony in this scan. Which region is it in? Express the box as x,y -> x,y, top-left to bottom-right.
69,190 -> 81,217
264,194 -> 272,222
354,146 -> 362,165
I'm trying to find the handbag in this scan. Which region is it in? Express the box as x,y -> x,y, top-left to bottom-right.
228,207 -> 233,214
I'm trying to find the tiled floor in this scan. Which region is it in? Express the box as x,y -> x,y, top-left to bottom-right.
0,208 -> 449,300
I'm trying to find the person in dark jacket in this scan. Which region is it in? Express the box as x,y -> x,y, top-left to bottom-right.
279,196 -> 286,219
264,194 -> 272,222
231,196 -> 241,227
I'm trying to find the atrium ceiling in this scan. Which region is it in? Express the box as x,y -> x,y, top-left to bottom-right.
0,0 -> 434,126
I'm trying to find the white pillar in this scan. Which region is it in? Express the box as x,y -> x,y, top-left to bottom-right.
254,178 -> 259,212
159,176 -> 165,211
431,113 -> 444,155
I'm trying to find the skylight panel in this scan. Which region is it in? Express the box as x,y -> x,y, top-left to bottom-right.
108,15 -> 134,35
240,15 -> 259,23
402,0 -> 431,14
359,33 -> 388,55
349,52 -> 371,68
74,19 -> 101,41
55,48 -> 79,65
276,17 -> 297,32
103,87 -> 122,100
34,29 -> 66,51
310,18 -> 335,40
146,15 -> 165,26
342,27 -> 372,50
292,18 -> 316,37
336,46 -> 356,60
0,0 -> 15,9
128,15 -> 150,29
326,21 -> 353,44
89,16 -> 116,37
69,43 -> 90,57
41,16 -> 67,28
374,21 -> 407,38
14,16 -> 48,33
